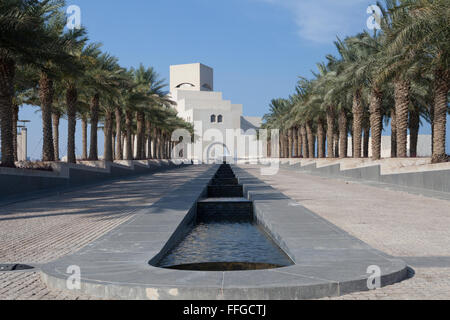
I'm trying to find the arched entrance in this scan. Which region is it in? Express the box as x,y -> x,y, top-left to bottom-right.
205,142 -> 231,164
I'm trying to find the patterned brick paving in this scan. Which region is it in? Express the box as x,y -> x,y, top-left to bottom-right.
0,166 -> 210,300
2,164 -> 449,300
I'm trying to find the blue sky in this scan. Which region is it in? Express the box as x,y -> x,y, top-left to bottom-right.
19,0 -> 449,159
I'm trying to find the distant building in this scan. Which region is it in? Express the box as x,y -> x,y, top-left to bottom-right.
170,63 -> 261,163
17,127 -> 28,161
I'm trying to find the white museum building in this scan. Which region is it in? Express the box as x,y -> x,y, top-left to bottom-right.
169,63 -> 262,163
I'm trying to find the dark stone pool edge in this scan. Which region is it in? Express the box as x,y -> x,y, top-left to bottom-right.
39,164 -> 408,300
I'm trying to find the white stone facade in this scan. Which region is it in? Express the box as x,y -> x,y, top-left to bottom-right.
17,127 -> 27,161
170,63 -> 261,163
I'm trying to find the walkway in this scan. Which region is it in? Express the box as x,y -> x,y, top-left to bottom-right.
240,165 -> 450,300
0,165 -> 211,300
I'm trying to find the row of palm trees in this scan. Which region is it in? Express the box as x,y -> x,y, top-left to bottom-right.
1,0 -> 191,168
262,0 -> 449,163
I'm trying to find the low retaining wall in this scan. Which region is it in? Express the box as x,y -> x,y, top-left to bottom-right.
274,159 -> 450,194
0,159 -> 192,201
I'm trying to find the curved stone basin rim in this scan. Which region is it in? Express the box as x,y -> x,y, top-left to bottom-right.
39,164 -> 408,300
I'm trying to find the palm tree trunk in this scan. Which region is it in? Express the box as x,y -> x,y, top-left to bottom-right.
125,110 -> 133,160
164,134 -> 167,159
81,116 -> 88,160
431,68 -> 449,163
279,132 -> 285,158
409,108 -> 420,158
394,78 -> 410,158
280,132 -> 286,158
369,87 -> 383,160
163,133 -> 168,159
286,132 -> 290,158
39,72 -> 55,162
278,138 -> 282,158
0,56 -> 16,167
164,134 -> 168,159
363,124 -> 370,158
112,131 -> 116,160
146,120 -> 152,159
317,119 -> 325,158
165,136 -> 169,159
115,107 -> 123,160
52,112 -> 60,161
391,108 -> 397,158
136,111 -> 145,160
306,122 -> 315,158
430,104 -> 434,156
66,85 -> 77,163
156,129 -> 160,159
297,128 -> 302,158
287,129 -> 293,158
326,106 -> 334,158
333,131 -> 339,158
103,110 -> 113,162
349,128 -> 353,157
141,115 -> 146,159
292,128 -> 298,157
88,93 -> 99,161
157,129 -> 163,159
352,89 -> 363,158
300,126 -> 308,158
121,132 -> 126,156
338,109 -> 347,158
12,103 -> 18,162
153,127 -> 158,159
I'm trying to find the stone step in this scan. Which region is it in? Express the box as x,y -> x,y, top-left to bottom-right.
208,185 -> 244,198
216,172 -> 234,177
214,173 -> 235,179
211,177 -> 239,185
198,197 -> 250,203
197,199 -> 253,222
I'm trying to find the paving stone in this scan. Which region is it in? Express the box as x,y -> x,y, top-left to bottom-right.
0,165 -> 212,300
241,165 -> 450,300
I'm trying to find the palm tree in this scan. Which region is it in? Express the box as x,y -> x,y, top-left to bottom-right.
291,78 -> 318,158
98,63 -> 126,162
120,68 -> 149,160
76,95 -> 91,160
0,0 -> 69,167
262,98 -> 292,158
409,75 -> 434,157
321,53 -> 353,159
383,0 -> 449,162
343,31 -> 388,160
60,41 -> 101,164
33,8 -> 84,162
85,52 -> 123,161
335,35 -> 375,159
51,92 -> 65,161
131,65 -> 174,160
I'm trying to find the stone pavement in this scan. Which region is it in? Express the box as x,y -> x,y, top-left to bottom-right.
1,163 -> 449,300
0,165 -> 211,300
240,165 -> 450,300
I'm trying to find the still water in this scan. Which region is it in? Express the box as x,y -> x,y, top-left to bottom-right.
158,219 -> 293,270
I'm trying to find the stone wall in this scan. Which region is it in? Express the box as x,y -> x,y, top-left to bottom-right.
0,159 -> 191,202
